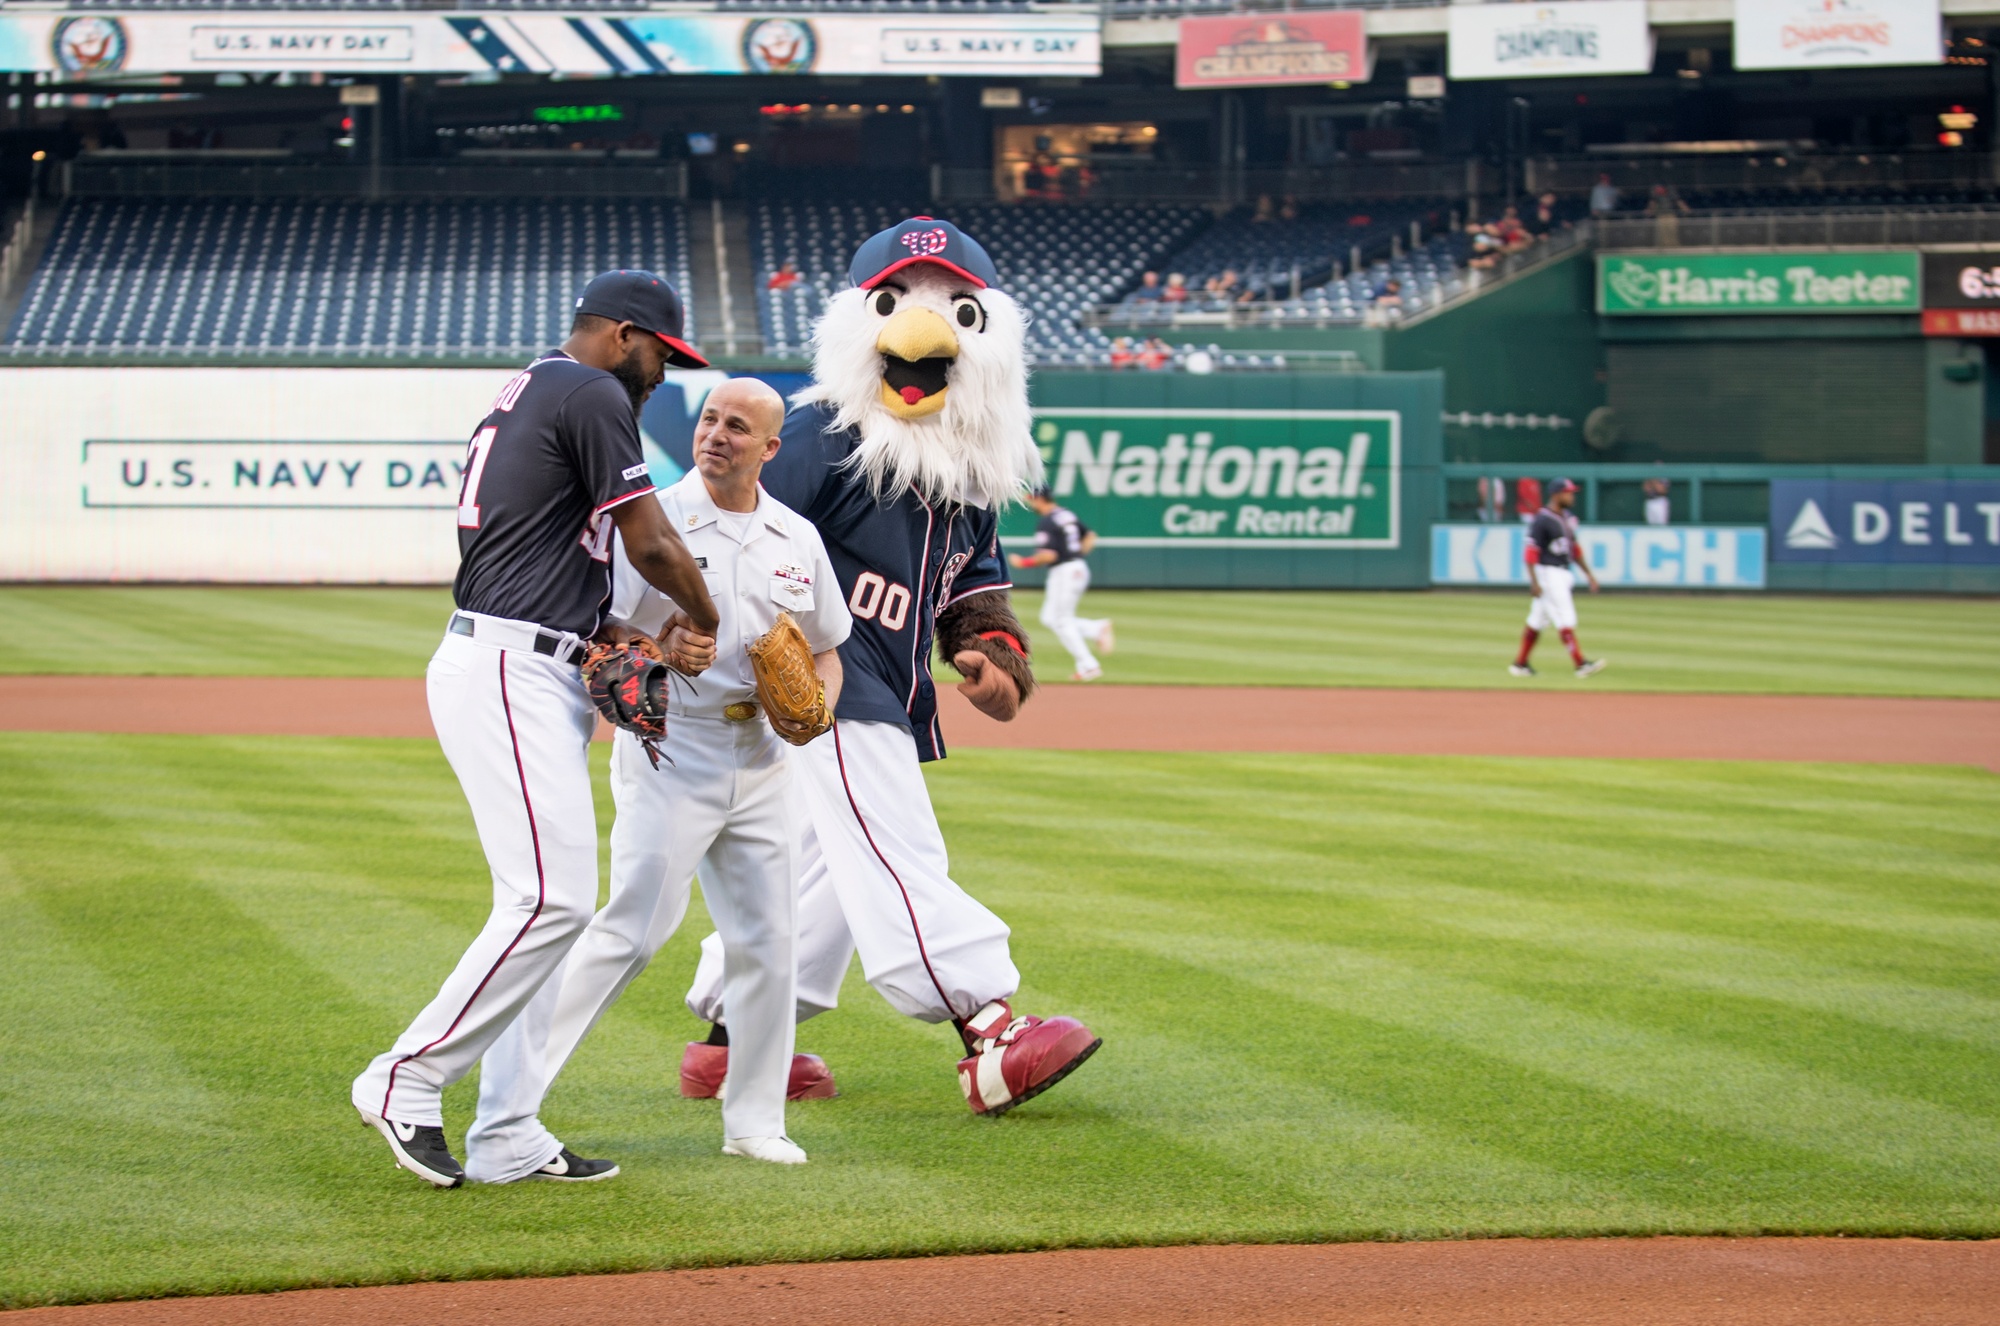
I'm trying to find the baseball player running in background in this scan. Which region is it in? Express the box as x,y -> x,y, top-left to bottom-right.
352,271 -> 718,1189
467,379 -> 850,1177
1009,486 -> 1114,682
1510,476 -> 1607,679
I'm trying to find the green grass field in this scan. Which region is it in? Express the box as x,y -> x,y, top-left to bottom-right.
1,586 -> 1994,697
4,733 -> 1997,1307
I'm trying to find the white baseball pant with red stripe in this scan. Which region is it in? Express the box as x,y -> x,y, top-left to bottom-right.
351,624 -> 599,1130
466,718 -> 799,1182
685,718 -> 1019,1027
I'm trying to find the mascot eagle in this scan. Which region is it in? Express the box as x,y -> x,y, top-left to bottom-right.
679,217 -> 1102,1116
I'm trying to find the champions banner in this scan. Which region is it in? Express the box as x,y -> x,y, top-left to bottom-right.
1175,12 -> 1368,90
2,10 -> 1100,76
1732,0 -> 1942,71
1447,0 -> 1653,80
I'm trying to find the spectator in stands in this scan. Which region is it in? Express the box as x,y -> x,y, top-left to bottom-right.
765,260 -> 802,292
1163,273 -> 1189,304
1515,477 -> 1543,524
1132,270 -> 1163,303
1644,477 -> 1671,526
1528,192 -> 1559,237
1466,221 -> 1503,270
1205,268 -> 1241,302
1590,174 -> 1620,217
1138,337 -> 1172,371
1252,194 -> 1276,223
1647,184 -> 1688,246
1494,207 -> 1532,252
1278,194 -> 1300,222
1477,476 -> 1508,524
1374,279 -> 1403,310
1109,337 -> 1138,371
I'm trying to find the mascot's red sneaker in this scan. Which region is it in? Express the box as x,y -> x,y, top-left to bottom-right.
679,1043 -> 839,1101
955,1000 -> 1101,1116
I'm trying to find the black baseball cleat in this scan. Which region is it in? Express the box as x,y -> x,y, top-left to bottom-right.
359,1110 -> 464,1188
530,1147 -> 620,1182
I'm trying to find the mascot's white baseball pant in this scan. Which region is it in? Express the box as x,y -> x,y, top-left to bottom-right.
467,719 -> 799,1181
1040,561 -> 1107,677
352,625 -> 598,1129
686,718 -> 1019,1027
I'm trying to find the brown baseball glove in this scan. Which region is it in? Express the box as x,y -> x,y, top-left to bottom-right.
746,611 -> 832,746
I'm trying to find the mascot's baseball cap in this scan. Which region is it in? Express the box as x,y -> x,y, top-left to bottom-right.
849,217 -> 998,291
1547,477 -> 1579,497
575,269 -> 709,368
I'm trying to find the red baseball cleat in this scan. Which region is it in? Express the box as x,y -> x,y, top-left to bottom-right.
679,1042 -> 839,1101
955,1000 -> 1101,1117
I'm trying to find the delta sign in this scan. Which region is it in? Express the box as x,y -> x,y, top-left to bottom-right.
1771,478 -> 2000,563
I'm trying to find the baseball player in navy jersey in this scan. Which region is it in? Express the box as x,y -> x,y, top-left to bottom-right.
1010,486 -> 1114,682
1510,477 -> 1607,679
467,379 -> 851,1175
680,218 -> 1101,1116
351,270 -> 718,1188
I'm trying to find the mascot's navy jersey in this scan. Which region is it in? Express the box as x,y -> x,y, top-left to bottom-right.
761,401 -> 1011,762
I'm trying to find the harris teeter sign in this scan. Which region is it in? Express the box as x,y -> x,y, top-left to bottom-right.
1597,252 -> 1920,315
1013,408 -> 1399,548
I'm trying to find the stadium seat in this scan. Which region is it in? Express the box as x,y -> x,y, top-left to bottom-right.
3,198 -> 695,357
746,200 -> 1208,366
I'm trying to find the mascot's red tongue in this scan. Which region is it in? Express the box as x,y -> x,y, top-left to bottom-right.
899,386 -> 926,405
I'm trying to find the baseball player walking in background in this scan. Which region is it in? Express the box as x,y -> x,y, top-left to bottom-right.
466,378 -> 850,1177
351,271 -> 718,1189
1510,477 -> 1606,679
1010,486 -> 1113,682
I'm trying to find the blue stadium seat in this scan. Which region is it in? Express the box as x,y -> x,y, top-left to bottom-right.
3,198 -> 695,357
746,200 -> 1208,366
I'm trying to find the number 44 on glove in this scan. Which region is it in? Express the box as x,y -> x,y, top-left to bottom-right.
748,611 -> 832,746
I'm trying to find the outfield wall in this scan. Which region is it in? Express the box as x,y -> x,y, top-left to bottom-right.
0,365 -> 1446,588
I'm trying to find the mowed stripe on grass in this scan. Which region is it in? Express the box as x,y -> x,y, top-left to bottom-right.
1,586 -> 1994,698
2,734 -> 1996,1308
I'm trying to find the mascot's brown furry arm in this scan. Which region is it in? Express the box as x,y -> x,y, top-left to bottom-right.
937,591 -> 1037,706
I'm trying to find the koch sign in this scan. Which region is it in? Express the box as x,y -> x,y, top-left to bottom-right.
1598,252 -> 1920,315
1732,0 -> 1942,70
1017,408 -> 1400,548
1447,0 -> 1654,80
1175,11 -> 1367,89
1771,479 -> 2000,564
1431,524 -> 1767,589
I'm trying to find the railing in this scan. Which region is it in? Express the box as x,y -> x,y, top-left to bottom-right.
1528,151 -> 1995,199
933,160 -> 1478,206
62,155 -> 689,200
1084,221 -> 1590,331
1438,461 -> 2000,526
0,199 -> 36,305
1597,209 -> 2000,250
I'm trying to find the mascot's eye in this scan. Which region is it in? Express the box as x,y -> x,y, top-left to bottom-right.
873,290 -> 897,317
952,297 -> 986,331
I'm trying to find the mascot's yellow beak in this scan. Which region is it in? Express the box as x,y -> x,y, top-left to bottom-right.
875,305 -> 959,420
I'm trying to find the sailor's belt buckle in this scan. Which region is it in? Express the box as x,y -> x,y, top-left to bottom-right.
723,701 -> 760,723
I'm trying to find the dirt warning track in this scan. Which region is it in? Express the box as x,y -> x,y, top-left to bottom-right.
9,1238 -> 1998,1325
0,676 -> 1994,768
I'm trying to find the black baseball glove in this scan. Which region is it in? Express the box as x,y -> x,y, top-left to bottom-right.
580,639 -> 671,766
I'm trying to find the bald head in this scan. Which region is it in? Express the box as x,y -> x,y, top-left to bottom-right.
692,377 -> 788,512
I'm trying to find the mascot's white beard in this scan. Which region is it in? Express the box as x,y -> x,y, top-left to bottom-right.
797,272 -> 1042,512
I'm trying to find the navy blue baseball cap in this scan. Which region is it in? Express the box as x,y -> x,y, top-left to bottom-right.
849,216 -> 998,291
1548,477 -> 1579,496
575,269 -> 709,368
